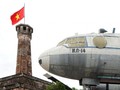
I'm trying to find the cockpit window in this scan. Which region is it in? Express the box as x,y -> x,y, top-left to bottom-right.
57,39 -> 66,46
57,37 -> 86,48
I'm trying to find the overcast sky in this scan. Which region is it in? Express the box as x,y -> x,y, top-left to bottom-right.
0,0 -> 120,89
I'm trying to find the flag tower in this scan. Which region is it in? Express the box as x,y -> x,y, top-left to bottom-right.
16,24 -> 33,75
0,24 -> 50,90
0,6 -> 50,90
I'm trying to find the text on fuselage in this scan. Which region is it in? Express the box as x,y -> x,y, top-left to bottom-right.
72,48 -> 86,53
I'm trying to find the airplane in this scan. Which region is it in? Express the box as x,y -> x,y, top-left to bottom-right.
39,29 -> 120,90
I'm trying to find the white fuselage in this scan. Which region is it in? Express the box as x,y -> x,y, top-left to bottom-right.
39,33 -> 120,82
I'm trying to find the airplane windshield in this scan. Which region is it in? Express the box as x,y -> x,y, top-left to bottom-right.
57,37 -> 86,47
57,39 -> 66,46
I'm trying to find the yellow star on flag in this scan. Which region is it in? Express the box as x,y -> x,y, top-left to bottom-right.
15,14 -> 20,20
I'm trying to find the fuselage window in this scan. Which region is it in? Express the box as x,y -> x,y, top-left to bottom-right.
65,37 -> 86,47
93,36 -> 120,48
93,36 -> 107,48
104,36 -> 120,48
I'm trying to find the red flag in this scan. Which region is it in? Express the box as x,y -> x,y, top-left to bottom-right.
10,7 -> 24,25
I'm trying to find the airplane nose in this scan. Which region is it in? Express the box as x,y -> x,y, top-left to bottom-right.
38,56 -> 50,71
39,59 -> 42,65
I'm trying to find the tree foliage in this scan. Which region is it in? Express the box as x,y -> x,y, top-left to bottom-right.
46,81 -> 67,90
72,87 -> 78,90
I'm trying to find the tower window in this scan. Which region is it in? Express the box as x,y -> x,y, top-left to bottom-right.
23,26 -> 26,30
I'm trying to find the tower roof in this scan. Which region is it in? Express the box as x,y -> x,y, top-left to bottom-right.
16,24 -> 33,33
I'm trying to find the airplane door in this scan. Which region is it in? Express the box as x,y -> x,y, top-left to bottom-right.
85,48 -> 100,78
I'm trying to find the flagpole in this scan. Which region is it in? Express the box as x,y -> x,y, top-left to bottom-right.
24,3 -> 25,24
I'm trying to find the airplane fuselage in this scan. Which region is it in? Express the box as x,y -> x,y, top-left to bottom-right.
39,33 -> 120,83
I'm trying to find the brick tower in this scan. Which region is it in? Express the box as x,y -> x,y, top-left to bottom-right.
16,24 -> 33,75
0,24 -> 50,90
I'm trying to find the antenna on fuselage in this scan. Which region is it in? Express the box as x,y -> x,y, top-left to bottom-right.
99,28 -> 107,33
112,28 -> 115,33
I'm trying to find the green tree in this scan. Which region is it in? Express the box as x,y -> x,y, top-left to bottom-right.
46,81 -> 67,90
72,87 -> 78,90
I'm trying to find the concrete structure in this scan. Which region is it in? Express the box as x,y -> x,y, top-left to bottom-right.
0,24 -> 50,90
0,74 -> 50,90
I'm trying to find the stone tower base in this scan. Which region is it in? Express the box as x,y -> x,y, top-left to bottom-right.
0,74 -> 50,90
